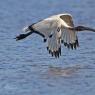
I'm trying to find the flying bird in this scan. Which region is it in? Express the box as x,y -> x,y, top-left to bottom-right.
15,13 -> 95,58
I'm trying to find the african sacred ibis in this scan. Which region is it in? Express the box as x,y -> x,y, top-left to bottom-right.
15,13 -> 95,58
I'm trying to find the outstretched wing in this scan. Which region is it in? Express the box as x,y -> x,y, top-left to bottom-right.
47,27 -> 62,58
32,18 -> 59,39
60,14 -> 79,49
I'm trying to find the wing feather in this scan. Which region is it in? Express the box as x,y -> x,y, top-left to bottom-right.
47,27 -> 61,58
32,18 -> 58,38
60,14 -> 79,49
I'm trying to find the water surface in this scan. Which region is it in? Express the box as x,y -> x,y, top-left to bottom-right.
0,0 -> 95,95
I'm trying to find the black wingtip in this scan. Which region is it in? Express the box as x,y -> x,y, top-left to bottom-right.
63,37 -> 79,50
46,47 -> 61,58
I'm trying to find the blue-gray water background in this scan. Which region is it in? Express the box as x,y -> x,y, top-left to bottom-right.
0,0 -> 95,95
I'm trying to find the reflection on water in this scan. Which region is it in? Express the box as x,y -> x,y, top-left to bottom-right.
42,64 -> 95,78
47,65 -> 80,77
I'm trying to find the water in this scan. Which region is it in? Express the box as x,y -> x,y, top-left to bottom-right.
0,0 -> 95,95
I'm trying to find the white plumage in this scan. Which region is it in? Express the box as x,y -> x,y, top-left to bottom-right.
16,13 -> 95,58
23,26 -> 29,32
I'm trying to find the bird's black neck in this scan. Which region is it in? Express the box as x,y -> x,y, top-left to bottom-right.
25,31 -> 33,36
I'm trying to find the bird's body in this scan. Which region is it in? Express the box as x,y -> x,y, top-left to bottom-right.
16,13 -> 95,58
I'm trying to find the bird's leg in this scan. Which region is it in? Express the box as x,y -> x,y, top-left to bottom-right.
84,27 -> 95,32
73,26 -> 95,32
74,26 -> 85,31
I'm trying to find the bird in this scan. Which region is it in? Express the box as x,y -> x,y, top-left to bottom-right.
15,13 -> 95,58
